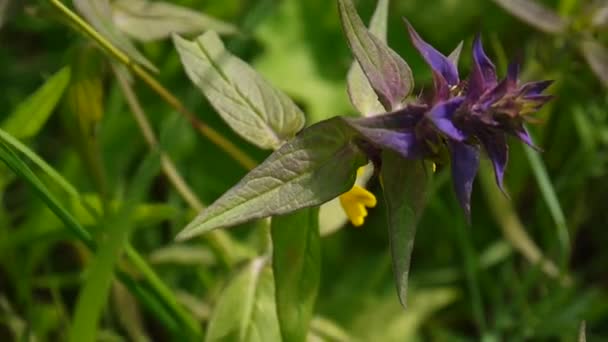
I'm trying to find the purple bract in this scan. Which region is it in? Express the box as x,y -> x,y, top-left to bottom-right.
347,20 -> 554,219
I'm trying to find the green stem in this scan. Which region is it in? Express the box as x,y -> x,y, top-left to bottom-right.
48,0 -> 257,170
124,246 -> 202,337
113,66 -> 243,266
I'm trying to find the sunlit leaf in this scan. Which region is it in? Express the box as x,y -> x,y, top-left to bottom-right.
271,208 -> 320,342
346,0 -> 390,116
73,0 -> 157,72
492,0 -> 567,34
380,150 -> 430,308
111,0 -> 238,42
176,117 -> 367,240
205,258 -> 281,342
2,67 -> 71,139
173,31 -> 305,150
580,40 -> 608,88
592,4 -> 608,28
338,0 -> 413,111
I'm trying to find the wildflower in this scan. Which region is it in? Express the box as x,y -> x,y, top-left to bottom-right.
339,167 -> 377,226
343,21 -> 553,219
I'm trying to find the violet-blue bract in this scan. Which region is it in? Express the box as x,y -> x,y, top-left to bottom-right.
345,21 -> 553,220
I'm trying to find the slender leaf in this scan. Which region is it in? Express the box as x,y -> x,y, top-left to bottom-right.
380,150 -> 430,308
205,258 -> 281,342
73,0 -> 157,72
173,31 -> 305,150
2,67 -> 71,139
271,207 -> 320,342
0,139 -> 93,246
523,146 -> 569,261
112,0 -> 237,42
338,0 -> 413,112
68,154 -> 161,342
346,0 -> 390,116
492,0 -> 567,34
176,117 -> 367,240
580,40 -> 608,88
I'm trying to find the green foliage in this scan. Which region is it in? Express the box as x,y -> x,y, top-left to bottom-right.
177,118 -> 367,240
1,0 -> 608,341
173,31 -> 305,150
271,208 -> 321,342
380,151 -> 431,308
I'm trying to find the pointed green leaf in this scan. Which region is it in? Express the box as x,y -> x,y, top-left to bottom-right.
173,31 -> 305,150
271,208 -> 320,342
339,0 -> 413,112
380,150 -> 430,308
205,259 -> 281,342
112,0 -> 238,42
176,117 -> 366,240
2,67 -> 71,139
346,0 -> 390,116
492,0 -> 567,34
447,41 -> 464,67
74,0 -> 157,72
580,40 -> 608,88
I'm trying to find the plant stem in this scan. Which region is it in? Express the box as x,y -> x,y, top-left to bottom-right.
113,66 -> 242,266
48,0 -> 257,170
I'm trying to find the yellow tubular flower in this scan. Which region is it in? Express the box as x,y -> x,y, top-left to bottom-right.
339,185 -> 377,227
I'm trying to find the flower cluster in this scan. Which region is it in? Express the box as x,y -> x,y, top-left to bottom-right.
344,21 -> 554,219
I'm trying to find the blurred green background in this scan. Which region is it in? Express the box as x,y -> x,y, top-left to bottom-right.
0,0 -> 607,340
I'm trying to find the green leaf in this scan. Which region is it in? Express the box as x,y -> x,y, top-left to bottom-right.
271,207 -> 321,342
111,0 -> 238,42
580,40 -> 608,88
69,154 -> 161,342
2,67 -> 71,139
176,117 -> 367,240
73,0 -> 157,72
338,0 -> 413,112
346,0 -> 390,116
173,31 -> 305,150
492,0 -> 567,34
380,150 -> 430,308
523,146 -> 569,261
205,258 -> 281,342
0,136 -> 93,247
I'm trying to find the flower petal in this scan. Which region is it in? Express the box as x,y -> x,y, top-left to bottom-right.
449,141 -> 480,220
428,97 -> 466,141
507,62 -> 520,88
404,19 -> 459,85
345,105 -> 427,158
473,34 -> 497,85
513,125 -> 541,150
479,132 -> 509,193
519,80 -> 554,97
